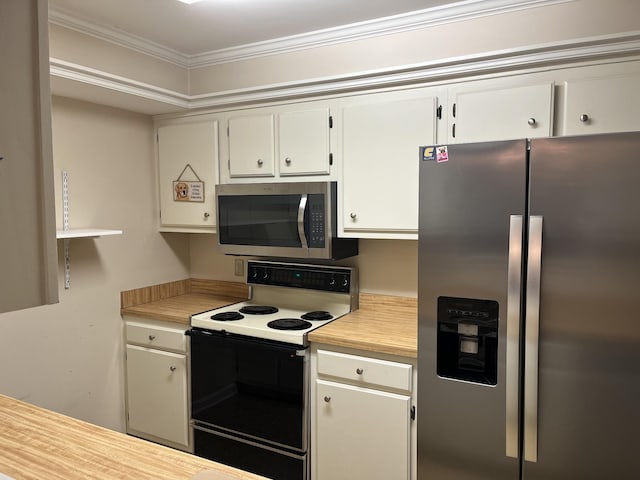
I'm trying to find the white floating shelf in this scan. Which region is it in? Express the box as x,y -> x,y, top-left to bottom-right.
56,228 -> 123,239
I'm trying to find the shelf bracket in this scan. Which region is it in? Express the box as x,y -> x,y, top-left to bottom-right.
62,170 -> 71,289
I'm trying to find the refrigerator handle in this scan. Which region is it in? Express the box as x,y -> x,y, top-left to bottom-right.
524,215 -> 543,463
506,215 -> 523,459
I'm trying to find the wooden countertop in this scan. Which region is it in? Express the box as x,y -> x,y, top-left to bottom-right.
308,293 -> 417,358
120,280 -> 417,358
120,279 -> 249,325
0,395 -> 267,480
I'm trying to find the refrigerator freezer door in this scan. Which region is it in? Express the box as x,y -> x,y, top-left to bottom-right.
525,132 -> 640,479
418,140 -> 527,480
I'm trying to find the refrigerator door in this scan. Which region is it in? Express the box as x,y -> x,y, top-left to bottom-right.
524,132 -> 640,479
418,140 -> 527,480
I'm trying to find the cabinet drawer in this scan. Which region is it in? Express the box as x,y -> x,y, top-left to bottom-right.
125,321 -> 187,353
317,350 -> 412,392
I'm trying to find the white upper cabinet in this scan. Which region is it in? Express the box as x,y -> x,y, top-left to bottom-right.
278,108 -> 331,176
449,82 -> 555,143
228,113 -> 276,178
339,88 -> 440,239
157,120 -> 219,232
562,73 -> 640,135
223,102 -> 333,182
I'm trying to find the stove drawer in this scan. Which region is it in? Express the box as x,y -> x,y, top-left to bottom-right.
125,320 -> 187,353
316,349 -> 412,392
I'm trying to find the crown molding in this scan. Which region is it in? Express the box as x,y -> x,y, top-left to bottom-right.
49,31 -> 640,115
188,0 -> 574,67
49,0 -> 574,69
49,58 -> 190,108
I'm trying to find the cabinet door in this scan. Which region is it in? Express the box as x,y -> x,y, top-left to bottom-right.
125,345 -> 189,449
157,121 -> 218,229
340,90 -> 437,238
0,0 -> 57,313
278,108 -> 331,176
451,82 -> 554,143
563,74 -> 640,135
315,379 -> 411,480
228,114 -> 275,177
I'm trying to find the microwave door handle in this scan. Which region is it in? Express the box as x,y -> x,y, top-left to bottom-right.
297,194 -> 308,248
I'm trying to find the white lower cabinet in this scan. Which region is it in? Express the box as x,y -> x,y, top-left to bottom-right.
311,346 -> 416,480
124,318 -> 191,452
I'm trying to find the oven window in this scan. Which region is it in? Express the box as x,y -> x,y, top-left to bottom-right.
190,330 -> 306,450
218,194 -> 302,247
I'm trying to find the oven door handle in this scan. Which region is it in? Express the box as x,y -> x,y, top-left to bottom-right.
297,194 -> 308,249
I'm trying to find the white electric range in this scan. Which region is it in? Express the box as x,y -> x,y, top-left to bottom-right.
190,260 -> 358,346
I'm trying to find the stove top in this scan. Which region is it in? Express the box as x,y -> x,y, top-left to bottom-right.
190,261 -> 358,346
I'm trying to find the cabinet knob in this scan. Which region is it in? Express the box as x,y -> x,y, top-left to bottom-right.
350,212 -> 357,220
580,114 -> 590,123
285,157 -> 292,165
324,396 -> 331,403
169,366 -> 177,372
356,368 -> 364,375
148,335 -> 156,341
204,212 -> 210,219
257,159 -> 264,166
527,117 -> 537,126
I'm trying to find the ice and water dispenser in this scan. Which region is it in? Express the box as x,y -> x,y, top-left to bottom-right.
437,297 -> 499,385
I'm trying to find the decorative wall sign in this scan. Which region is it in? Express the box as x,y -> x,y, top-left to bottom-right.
173,164 -> 204,202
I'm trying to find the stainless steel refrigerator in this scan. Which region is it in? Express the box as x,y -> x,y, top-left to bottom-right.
417,132 -> 640,480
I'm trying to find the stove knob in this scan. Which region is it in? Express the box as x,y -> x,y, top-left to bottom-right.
329,276 -> 336,287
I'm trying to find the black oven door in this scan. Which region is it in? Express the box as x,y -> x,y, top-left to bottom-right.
189,328 -> 307,451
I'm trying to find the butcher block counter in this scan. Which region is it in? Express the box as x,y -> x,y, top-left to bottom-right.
0,395 -> 266,480
308,293 -> 417,358
120,279 -> 249,325
120,281 -> 417,358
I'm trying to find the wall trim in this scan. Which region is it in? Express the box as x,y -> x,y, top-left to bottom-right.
49,58 -> 190,109
49,31 -> 640,115
49,0 -> 574,68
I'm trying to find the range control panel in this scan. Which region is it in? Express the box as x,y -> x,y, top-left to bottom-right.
247,261 -> 353,293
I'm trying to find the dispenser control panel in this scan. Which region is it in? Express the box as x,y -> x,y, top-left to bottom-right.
436,297 -> 499,385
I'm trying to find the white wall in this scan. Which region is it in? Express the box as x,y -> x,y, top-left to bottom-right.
0,97 -> 190,431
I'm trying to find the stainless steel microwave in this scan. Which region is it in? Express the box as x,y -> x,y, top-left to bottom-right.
216,181 -> 358,260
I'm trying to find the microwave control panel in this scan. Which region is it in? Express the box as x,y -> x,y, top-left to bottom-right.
307,194 -> 325,248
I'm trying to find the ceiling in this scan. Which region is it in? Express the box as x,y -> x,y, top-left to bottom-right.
48,0 -> 463,56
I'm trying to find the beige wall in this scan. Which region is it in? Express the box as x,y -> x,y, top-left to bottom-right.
49,0 -> 640,99
49,23 -> 188,94
189,236 -> 418,297
0,97 -> 190,431
190,0 -> 640,94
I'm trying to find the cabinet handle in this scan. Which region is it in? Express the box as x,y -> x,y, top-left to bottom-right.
204,212 -> 210,219
356,368 -> 364,375
257,159 -> 264,166
527,117 -> 537,126
169,366 -> 177,372
324,396 -> 331,403
148,335 -> 156,341
580,114 -> 590,123
285,157 -> 292,165
350,212 -> 357,220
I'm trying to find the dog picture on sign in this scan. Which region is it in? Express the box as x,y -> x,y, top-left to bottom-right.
173,164 -> 205,202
